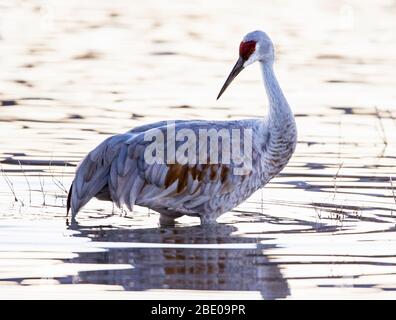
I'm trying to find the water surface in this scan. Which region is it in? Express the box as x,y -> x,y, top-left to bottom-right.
1,0 -> 396,299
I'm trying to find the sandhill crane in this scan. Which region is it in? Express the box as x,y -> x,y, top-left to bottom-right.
67,30 -> 297,225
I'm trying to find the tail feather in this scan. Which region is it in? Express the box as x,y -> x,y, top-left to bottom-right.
67,134 -> 130,220
66,181 -> 73,217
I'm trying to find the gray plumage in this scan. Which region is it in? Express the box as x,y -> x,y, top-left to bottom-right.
67,30 -> 297,225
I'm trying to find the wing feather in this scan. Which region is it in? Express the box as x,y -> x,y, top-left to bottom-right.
69,134 -> 131,218
69,119 -> 266,219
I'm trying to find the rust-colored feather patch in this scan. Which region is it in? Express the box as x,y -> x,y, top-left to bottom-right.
210,164 -> 218,180
220,165 -> 229,183
164,163 -> 182,188
177,165 -> 189,193
164,163 -> 233,195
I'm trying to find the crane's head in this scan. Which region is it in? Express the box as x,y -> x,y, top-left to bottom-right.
217,30 -> 274,100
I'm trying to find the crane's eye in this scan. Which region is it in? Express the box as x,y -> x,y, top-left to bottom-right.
239,41 -> 256,61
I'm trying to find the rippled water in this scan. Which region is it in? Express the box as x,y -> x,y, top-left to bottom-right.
1,0 -> 396,299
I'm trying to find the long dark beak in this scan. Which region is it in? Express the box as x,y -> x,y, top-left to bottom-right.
217,57 -> 245,100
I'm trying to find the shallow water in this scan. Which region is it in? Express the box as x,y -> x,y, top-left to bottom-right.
1,0 -> 396,299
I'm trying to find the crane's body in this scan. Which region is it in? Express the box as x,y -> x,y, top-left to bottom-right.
67,31 -> 297,225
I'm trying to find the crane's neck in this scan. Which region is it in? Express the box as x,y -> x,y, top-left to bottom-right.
260,62 -> 294,127
259,61 -> 297,177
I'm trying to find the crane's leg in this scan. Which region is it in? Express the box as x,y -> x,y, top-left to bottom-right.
199,215 -> 218,225
159,213 -> 177,227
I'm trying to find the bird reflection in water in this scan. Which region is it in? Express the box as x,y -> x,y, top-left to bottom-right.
65,223 -> 289,299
